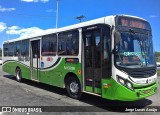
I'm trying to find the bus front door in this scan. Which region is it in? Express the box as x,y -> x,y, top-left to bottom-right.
30,40 -> 40,81
83,29 -> 102,95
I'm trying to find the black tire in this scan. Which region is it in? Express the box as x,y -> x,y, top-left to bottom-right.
66,76 -> 82,99
16,68 -> 22,82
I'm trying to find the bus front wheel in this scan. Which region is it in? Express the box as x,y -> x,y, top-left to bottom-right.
16,68 -> 22,82
66,76 -> 82,99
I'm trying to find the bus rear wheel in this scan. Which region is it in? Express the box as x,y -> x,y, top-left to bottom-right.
66,77 -> 82,99
16,68 -> 22,82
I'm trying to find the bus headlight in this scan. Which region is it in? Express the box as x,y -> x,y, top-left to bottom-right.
117,75 -> 134,91
118,77 -> 125,85
126,82 -> 133,90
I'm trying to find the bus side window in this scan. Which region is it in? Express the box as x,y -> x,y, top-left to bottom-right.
14,41 -> 21,56
21,40 -> 29,57
8,42 -> 14,57
58,30 -> 79,56
3,44 -> 9,57
42,34 -> 57,56
58,34 -> 66,55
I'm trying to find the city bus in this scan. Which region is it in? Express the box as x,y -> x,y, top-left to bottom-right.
2,14 -> 158,101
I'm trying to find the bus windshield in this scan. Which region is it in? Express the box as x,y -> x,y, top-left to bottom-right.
115,30 -> 156,68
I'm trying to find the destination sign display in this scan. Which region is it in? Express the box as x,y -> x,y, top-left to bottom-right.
116,16 -> 151,30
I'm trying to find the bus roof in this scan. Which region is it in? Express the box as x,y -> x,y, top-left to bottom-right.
3,14 -> 147,44
117,14 -> 147,21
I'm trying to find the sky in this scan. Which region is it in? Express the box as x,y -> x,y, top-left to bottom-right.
0,0 -> 160,51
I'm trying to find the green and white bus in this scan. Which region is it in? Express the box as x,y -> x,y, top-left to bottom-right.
2,15 -> 158,101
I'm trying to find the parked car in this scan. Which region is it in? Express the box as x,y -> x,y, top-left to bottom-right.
0,59 -> 2,65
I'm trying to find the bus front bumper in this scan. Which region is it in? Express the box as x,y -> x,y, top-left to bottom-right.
113,81 -> 158,101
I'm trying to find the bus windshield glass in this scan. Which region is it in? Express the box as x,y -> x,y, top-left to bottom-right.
115,30 -> 156,68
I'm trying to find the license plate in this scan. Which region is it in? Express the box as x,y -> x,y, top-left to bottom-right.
144,89 -> 151,94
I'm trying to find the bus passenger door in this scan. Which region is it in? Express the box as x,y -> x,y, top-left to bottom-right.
83,29 -> 102,95
30,39 -> 40,81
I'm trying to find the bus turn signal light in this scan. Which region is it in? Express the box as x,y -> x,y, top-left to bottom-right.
78,70 -> 81,75
104,84 -> 112,89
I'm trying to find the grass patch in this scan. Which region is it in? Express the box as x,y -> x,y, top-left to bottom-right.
157,69 -> 160,76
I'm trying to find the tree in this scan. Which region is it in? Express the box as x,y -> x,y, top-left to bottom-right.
155,52 -> 160,57
155,52 -> 160,62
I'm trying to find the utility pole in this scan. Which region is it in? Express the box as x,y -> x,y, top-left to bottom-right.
56,0 -> 59,28
75,15 -> 86,23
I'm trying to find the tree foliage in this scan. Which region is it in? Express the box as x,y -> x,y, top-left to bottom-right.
155,52 -> 160,57
155,52 -> 160,62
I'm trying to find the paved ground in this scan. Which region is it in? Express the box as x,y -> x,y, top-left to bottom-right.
0,65 -> 159,115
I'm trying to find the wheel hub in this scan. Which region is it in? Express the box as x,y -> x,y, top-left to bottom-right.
70,81 -> 79,93
16,71 -> 20,80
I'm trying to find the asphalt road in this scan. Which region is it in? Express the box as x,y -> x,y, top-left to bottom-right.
0,65 -> 159,115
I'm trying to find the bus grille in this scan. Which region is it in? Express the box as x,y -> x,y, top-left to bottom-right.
129,68 -> 156,78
